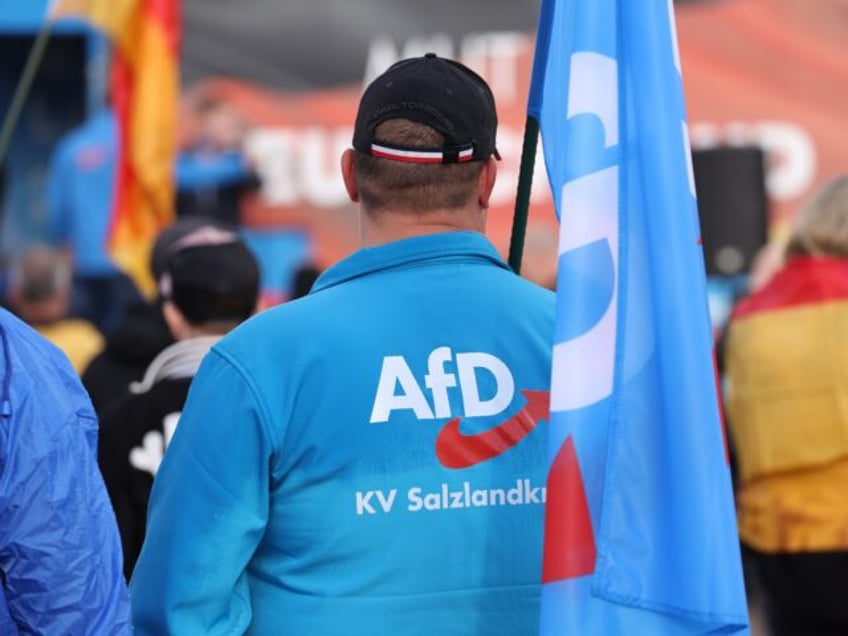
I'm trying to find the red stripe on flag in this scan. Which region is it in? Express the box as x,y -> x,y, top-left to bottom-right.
732,257 -> 848,320
106,0 -> 180,295
542,435 -> 597,583
107,54 -> 134,253
146,0 -> 181,50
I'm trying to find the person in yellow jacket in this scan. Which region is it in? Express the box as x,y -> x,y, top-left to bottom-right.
724,175 -> 848,636
7,246 -> 104,375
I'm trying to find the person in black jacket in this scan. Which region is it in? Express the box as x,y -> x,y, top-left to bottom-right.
97,225 -> 259,579
82,216 -> 233,415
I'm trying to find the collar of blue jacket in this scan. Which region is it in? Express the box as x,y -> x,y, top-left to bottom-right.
311,231 -> 511,294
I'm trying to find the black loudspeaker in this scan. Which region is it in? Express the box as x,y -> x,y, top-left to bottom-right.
693,146 -> 769,277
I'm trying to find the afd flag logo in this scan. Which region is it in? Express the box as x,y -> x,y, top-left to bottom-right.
370,347 -> 549,469
530,0 -> 748,633
540,0 -> 702,587
540,50 -> 623,587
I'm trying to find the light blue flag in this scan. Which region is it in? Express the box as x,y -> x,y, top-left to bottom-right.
528,0 -> 750,633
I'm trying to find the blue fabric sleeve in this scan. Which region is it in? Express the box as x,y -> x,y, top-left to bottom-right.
0,408 -> 132,634
130,348 -> 274,634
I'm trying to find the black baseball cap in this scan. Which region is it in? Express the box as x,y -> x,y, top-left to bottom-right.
352,53 -> 500,164
150,216 -> 236,282
160,226 -> 260,325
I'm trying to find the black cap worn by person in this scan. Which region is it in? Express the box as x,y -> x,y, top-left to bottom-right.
353,52 -> 500,164
159,226 -> 259,326
150,216 -> 236,282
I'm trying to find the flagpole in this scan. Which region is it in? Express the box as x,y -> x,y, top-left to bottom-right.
508,114 -> 540,274
0,22 -> 54,166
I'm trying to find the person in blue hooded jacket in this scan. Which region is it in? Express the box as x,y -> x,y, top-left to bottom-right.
0,307 -> 131,634
131,54 -> 555,635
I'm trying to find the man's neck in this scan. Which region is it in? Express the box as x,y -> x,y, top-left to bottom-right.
359,207 -> 486,248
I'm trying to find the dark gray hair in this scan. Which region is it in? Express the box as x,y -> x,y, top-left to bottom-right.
11,246 -> 71,303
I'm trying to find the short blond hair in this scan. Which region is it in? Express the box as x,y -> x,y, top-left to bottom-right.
785,175 -> 848,258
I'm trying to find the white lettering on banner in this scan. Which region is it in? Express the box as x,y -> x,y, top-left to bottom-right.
245,119 -> 817,212
245,26 -> 816,214
459,32 -> 526,103
369,348 -> 515,424
363,32 -> 529,104
129,412 -> 181,477
689,121 -> 816,201
246,128 -> 350,207
355,478 -> 546,516
246,129 -> 300,206
757,122 -> 816,199
299,127 -> 356,206
247,124 -> 550,210
365,34 -> 454,86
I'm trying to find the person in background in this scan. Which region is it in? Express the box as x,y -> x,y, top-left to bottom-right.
45,107 -> 143,334
519,223 -> 559,291
82,216 -> 233,415
7,245 -> 104,374
288,263 -> 322,300
176,95 -> 261,226
131,53 -> 554,635
81,291 -> 172,415
98,225 -> 259,579
747,240 -> 785,295
724,175 -> 848,636
0,306 -> 131,634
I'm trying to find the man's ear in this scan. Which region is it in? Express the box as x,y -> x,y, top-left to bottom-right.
477,156 -> 497,210
162,300 -> 188,341
341,149 -> 360,203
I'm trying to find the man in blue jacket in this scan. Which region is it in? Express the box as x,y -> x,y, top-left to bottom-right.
131,53 -> 555,635
0,308 -> 131,634
46,108 -> 142,334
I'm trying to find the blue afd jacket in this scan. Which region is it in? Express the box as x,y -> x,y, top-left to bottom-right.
0,309 -> 132,635
131,232 -> 555,635
46,109 -> 120,277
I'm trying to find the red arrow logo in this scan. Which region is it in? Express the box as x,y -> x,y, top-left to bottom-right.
435,390 -> 550,469
542,435 -> 597,582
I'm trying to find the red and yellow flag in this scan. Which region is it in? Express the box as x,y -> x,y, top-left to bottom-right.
725,256 -> 848,552
52,0 -> 180,296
